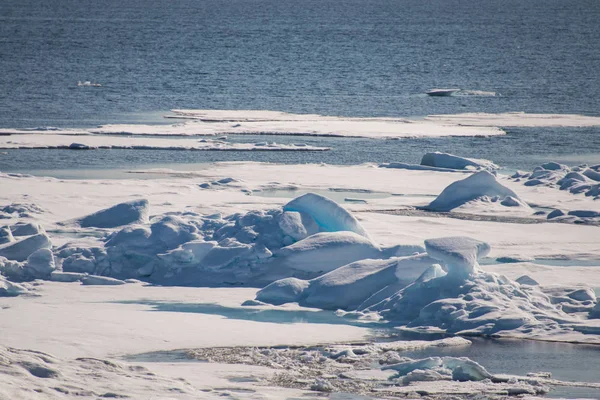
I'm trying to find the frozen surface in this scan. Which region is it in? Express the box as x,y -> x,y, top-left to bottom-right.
2,159 -> 600,398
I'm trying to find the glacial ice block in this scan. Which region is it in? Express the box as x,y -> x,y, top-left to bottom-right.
283,193 -> 369,238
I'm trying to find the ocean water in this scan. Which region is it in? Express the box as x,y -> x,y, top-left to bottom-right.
1,0 -> 599,128
1,0 -> 599,174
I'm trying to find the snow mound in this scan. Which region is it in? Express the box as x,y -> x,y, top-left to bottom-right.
271,231 -> 381,274
427,171 -> 525,212
255,277 -> 310,305
283,193 -> 369,238
0,233 -> 51,262
420,152 -> 499,171
68,199 -> 150,228
25,248 -> 56,277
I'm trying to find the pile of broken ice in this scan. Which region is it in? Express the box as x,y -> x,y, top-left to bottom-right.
1,189 -> 598,342
512,161 -> 600,222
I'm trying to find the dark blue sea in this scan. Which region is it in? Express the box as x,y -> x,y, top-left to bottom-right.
1,0 -> 599,173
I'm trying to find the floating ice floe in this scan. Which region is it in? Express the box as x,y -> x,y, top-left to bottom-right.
426,88 -> 461,96
0,110 -> 505,139
426,112 -> 600,127
426,171 -> 528,212
0,134 -> 330,152
77,80 -> 102,87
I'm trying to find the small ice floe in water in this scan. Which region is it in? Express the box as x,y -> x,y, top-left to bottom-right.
426,88 -> 461,96
77,81 -> 102,87
456,90 -> 497,96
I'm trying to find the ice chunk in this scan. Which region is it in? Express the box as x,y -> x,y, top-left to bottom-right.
300,255 -> 435,310
443,357 -> 493,381
62,254 -> 96,274
149,215 -> 200,250
158,240 -> 216,266
567,288 -> 596,302
568,210 -> 600,218
384,356 -> 491,382
541,162 -> 568,171
0,226 -> 14,245
277,211 -> 318,241
10,222 -> 44,237
199,243 -> 252,270
427,171 -> 523,212
81,275 -> 126,285
425,237 -> 490,276
105,225 -> 152,248
25,248 -> 55,277
0,233 -> 51,262
547,209 -> 565,219
500,196 -> 525,207
0,275 -> 28,297
255,277 -> 310,305
414,264 -> 447,283
74,199 -> 149,228
590,302 -> 600,319
50,271 -> 88,282
583,168 -> 600,182
516,275 -> 539,286
283,193 -> 369,238
420,152 -> 498,171
273,231 -> 380,274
